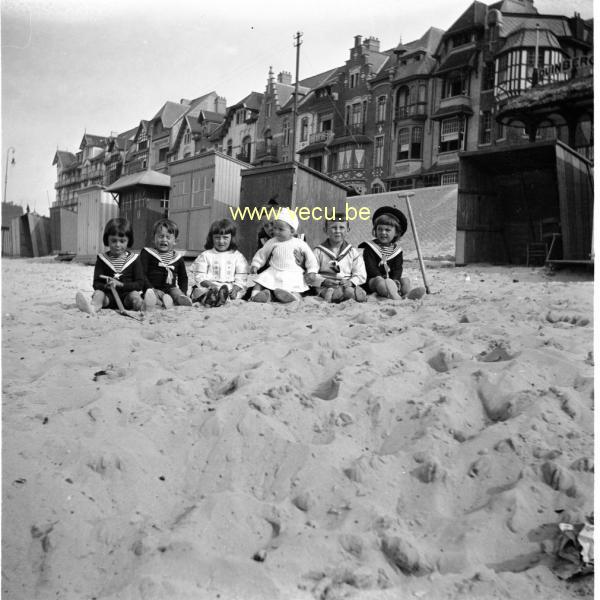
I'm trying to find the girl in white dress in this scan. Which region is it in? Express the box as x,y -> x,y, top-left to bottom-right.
250,208 -> 318,303
190,219 -> 249,307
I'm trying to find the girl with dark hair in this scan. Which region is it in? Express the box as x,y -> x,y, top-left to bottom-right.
75,218 -> 144,314
190,218 -> 249,307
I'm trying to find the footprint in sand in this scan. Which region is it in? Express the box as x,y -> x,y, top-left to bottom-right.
546,311 -> 590,326
380,534 -> 433,576
313,374 -> 341,401
540,461 -> 577,497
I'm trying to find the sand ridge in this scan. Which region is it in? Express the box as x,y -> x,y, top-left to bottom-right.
2,258 -> 594,599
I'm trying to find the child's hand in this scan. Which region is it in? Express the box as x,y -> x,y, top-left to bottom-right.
293,249 -> 305,267
305,273 -> 317,285
230,285 -> 242,299
105,279 -> 123,289
321,278 -> 338,288
341,280 -> 353,288
250,266 -> 258,275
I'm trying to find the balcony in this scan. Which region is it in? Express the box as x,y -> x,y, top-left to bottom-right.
308,130 -> 334,145
236,152 -> 251,163
395,103 -> 428,121
254,142 -> 279,161
345,123 -> 365,135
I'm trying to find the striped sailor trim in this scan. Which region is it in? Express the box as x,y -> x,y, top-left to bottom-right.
361,240 -> 403,262
98,251 -> 139,274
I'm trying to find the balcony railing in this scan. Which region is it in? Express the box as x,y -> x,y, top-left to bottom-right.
236,152 -> 251,163
308,130 -> 334,145
345,123 -> 365,135
255,142 -> 279,160
395,103 -> 427,119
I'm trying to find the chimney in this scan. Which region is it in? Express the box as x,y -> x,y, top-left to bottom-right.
277,70 -> 292,85
354,35 -> 362,48
215,96 -> 227,115
363,36 -> 380,52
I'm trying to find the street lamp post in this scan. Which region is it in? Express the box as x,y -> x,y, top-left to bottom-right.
4,147 -> 16,204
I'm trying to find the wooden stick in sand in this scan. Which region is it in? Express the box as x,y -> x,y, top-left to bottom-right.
100,275 -> 143,321
399,192 -> 430,294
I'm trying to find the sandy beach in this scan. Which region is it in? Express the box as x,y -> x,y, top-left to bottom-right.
2,257 -> 594,599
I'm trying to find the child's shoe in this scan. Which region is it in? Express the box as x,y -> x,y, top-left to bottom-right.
251,289 -> 272,303
354,286 -> 367,302
406,286 -> 426,300
162,294 -> 174,309
76,292 -> 96,315
273,289 -> 298,303
322,288 -> 335,303
143,289 -> 157,312
215,285 -> 229,307
177,295 -> 193,307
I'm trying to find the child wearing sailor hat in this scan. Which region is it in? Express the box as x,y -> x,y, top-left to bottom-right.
249,207 -> 318,303
358,206 -> 425,300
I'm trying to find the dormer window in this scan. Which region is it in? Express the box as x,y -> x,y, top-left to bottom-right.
184,130 -> 191,145
442,71 -> 469,98
236,109 -> 246,124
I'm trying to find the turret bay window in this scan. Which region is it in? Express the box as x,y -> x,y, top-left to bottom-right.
333,144 -> 365,171
439,117 -> 464,153
495,48 -> 566,97
137,130 -> 148,151
442,71 -> 469,98
396,126 -> 423,160
395,82 -> 427,118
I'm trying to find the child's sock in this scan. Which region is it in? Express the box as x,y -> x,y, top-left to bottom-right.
75,292 -> 96,315
353,286 -> 367,302
143,289 -> 157,311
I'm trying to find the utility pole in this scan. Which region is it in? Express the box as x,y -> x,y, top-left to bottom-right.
3,147 -> 15,204
291,31 -> 303,210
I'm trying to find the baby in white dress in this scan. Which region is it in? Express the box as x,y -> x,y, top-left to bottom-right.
250,207 -> 318,303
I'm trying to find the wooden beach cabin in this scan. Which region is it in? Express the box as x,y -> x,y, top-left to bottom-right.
49,202 -> 78,258
168,150 -> 248,256
10,212 -> 52,257
105,170 -> 170,251
237,162 -> 349,258
456,140 -> 593,266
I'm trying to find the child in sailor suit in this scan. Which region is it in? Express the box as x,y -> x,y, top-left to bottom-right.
140,218 -> 192,309
312,217 -> 367,303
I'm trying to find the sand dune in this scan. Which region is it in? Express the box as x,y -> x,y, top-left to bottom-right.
2,258 -> 593,599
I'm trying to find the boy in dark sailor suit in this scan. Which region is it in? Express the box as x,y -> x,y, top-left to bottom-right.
358,206 -> 425,300
75,217 -> 144,314
140,218 -> 192,310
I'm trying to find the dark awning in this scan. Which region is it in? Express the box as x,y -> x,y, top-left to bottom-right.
297,141 -> 328,155
434,48 -> 478,75
431,104 -> 474,120
327,134 -> 372,147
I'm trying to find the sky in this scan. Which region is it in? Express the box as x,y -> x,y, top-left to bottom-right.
1,0 -> 593,216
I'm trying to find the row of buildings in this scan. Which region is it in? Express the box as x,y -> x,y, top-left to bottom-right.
51,0 -> 593,258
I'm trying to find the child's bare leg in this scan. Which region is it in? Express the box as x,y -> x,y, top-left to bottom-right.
124,291 -> 143,310
76,290 -> 106,314
169,287 -> 193,307
384,279 -> 401,299
400,277 -> 411,297
251,284 -> 272,302
370,276 -> 390,298
330,286 -> 345,303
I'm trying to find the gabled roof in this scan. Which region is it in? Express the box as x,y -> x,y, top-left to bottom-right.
445,1 -> 488,35
236,91 -> 264,112
152,101 -> 190,129
80,134 -> 109,150
105,170 -> 171,192
52,150 -> 78,168
500,14 -> 572,39
489,0 -> 537,14
298,67 -> 339,90
198,110 -> 225,124
406,27 -> 445,56
279,68 -> 341,113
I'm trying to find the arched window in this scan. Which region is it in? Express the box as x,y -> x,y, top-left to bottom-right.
396,87 -> 410,118
226,139 -> 232,156
371,183 -> 385,194
241,136 -> 252,161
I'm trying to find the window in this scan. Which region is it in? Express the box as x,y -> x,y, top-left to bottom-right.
374,136 -> 384,167
376,96 -> 387,122
300,118 -> 309,142
371,183 -> 385,194
137,129 -> 148,151
236,109 -> 246,124
158,147 -> 168,162
482,62 -> 495,90
282,119 -> 290,146
349,69 -> 360,88
345,105 -> 351,126
265,103 -> 272,118
389,178 -> 413,191
351,103 -> 362,125
479,112 -> 492,144
226,139 -> 232,156
241,136 -> 252,161
439,117 -> 463,152
443,72 -> 469,98
451,31 -> 472,48
320,116 -> 332,131
441,172 -> 458,185
397,128 -> 409,160
411,127 -> 423,159
496,122 -> 505,140
184,130 -> 191,145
